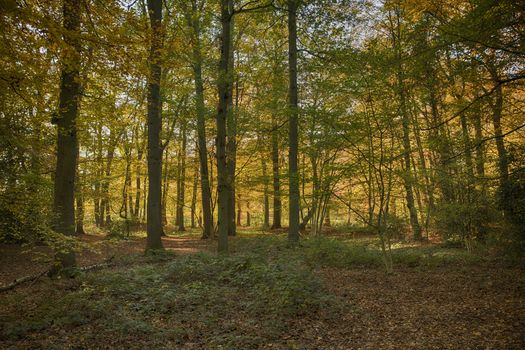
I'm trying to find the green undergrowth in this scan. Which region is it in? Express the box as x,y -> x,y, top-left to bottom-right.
1,234 -> 485,348
229,234 -> 483,270
1,247 -> 335,348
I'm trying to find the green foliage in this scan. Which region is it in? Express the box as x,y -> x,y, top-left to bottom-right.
105,219 -> 131,240
1,242 -> 333,348
0,174 -> 54,243
302,236 -> 382,268
434,199 -> 497,243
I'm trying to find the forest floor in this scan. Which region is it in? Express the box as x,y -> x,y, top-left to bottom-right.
0,228 -> 524,349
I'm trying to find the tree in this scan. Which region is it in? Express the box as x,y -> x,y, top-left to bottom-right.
181,0 -> 215,239
52,0 -> 82,269
216,0 -> 234,253
145,0 -> 164,251
287,0 -> 300,243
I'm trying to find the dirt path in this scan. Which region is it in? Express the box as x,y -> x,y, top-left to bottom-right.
0,234 -> 215,286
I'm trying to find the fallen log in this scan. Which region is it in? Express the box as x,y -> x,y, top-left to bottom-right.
0,256 -> 115,293
0,269 -> 50,293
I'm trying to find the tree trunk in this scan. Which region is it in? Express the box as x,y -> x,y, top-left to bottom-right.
191,144 -> 199,229
75,149 -> 85,235
53,0 -> 81,269
186,1 -> 213,239
236,192 -> 242,226
101,137 -> 117,227
162,146 -> 170,228
226,35 -> 237,237
145,0 -> 164,250
134,141 -> 144,222
262,154 -> 270,229
94,124 -> 102,227
489,66 -> 510,218
287,0 -> 300,243
216,0 -> 233,253
176,122 -> 187,231
246,200 -> 251,227
392,7 -> 421,240
271,115 -> 282,229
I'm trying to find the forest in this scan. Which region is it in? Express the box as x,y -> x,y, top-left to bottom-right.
0,0 -> 524,348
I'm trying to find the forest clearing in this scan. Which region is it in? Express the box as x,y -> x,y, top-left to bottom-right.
1,0 -> 524,348
1,229 -> 524,349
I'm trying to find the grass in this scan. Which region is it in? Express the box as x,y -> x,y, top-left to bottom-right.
1,239 -> 333,348
0,233 -> 488,348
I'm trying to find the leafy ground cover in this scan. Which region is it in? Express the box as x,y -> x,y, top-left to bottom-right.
1,230 -> 524,349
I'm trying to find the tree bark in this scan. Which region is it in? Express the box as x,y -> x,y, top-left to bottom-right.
176,122 -> 187,231
488,66 -> 510,218
75,148 -> 85,235
271,115 -> 282,229
262,153 -> 270,229
191,142 -> 199,228
146,0 -> 164,250
216,0 -> 234,253
53,0 -> 81,269
392,7 -> 421,240
185,0 -> 213,239
287,0 -> 300,243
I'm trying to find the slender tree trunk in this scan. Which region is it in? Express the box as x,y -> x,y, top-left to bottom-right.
236,192 -> 242,226
162,147 -> 170,228
246,200 -> 251,227
176,122 -> 187,231
271,115 -> 282,229
473,105 -> 485,179
94,125 -> 102,227
392,8 -> 421,240
287,0 -> 300,243
134,143 -> 144,222
145,0 -> 164,250
191,144 -> 199,228
226,34 -> 237,237
75,150 -> 85,235
101,138 -> 116,227
120,143 -> 132,221
53,0 -> 81,269
216,0 -> 233,253
186,2 -> 213,239
489,67 -> 510,218
262,154 -> 270,229
324,207 -> 331,227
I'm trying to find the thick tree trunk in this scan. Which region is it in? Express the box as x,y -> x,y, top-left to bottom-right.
146,0 -> 164,250
287,0 -> 300,243
216,0 -> 234,253
53,0 -> 81,269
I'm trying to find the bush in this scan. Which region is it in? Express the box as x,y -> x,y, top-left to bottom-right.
302,236 -> 382,268
105,219 -> 131,239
